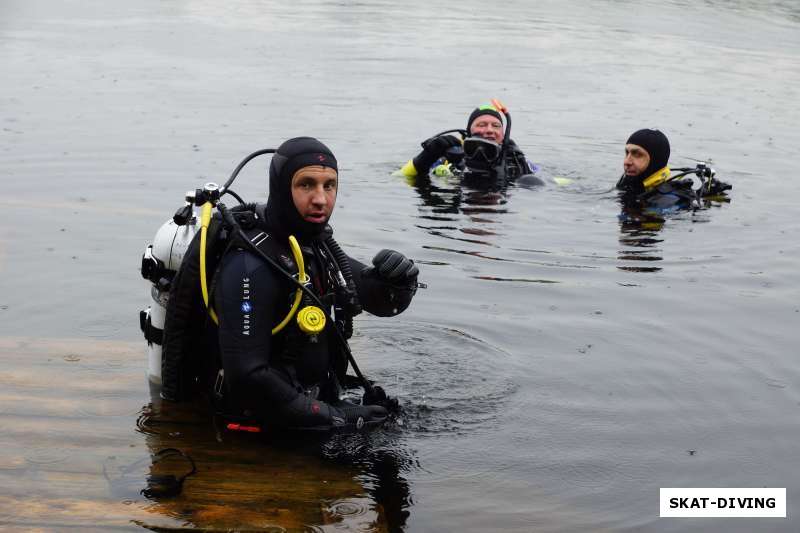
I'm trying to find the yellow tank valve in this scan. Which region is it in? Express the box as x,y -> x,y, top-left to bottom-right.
297,306 -> 326,335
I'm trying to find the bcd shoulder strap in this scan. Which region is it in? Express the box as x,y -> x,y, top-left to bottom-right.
239,227 -> 297,275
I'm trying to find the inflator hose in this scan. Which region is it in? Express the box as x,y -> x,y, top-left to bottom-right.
270,236 -> 305,335
199,202 -> 219,325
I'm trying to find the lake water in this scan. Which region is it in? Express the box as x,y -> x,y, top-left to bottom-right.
1,0 -> 799,531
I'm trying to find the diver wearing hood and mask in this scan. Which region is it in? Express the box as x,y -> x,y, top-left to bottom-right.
616,128 -> 731,210
205,137 -> 418,432
397,102 -> 536,184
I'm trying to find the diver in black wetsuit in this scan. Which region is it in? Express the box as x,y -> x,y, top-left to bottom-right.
398,102 -> 536,184
213,137 -> 418,432
616,129 -> 731,210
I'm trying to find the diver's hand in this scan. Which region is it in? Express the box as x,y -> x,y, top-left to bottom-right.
283,393 -> 347,429
421,134 -> 462,155
412,134 -> 462,175
334,400 -> 389,428
365,249 -> 419,286
363,385 -> 400,413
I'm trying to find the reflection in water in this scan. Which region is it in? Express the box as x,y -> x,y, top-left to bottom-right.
132,391 -> 415,532
404,171 -> 569,283
617,200 -> 666,273
322,433 -> 415,531
407,172 -> 511,244
617,194 -> 732,272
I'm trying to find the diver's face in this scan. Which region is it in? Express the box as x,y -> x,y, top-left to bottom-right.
470,114 -> 504,143
624,143 -> 651,177
291,165 -> 338,224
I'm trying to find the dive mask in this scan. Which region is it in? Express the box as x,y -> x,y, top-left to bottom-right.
463,137 -> 501,165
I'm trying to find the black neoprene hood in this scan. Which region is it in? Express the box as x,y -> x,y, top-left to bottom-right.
265,136 -> 338,240
626,129 -> 670,179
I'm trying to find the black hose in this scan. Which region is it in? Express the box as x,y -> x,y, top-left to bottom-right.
224,188 -> 246,206
324,235 -> 361,339
220,148 -> 276,195
422,128 -> 468,146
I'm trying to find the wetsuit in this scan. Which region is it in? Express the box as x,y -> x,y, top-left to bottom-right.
214,221 -> 412,430
209,136 -> 417,432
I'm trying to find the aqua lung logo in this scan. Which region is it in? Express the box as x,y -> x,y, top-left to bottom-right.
241,277 -> 251,335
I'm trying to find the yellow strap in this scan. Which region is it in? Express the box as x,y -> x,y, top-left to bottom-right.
642,166 -> 672,190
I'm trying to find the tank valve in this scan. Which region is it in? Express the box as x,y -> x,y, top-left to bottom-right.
193,182 -> 220,205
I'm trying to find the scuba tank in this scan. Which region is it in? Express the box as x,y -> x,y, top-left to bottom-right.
139,191 -> 202,386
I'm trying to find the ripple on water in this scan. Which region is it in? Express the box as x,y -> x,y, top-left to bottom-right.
24,432 -> 76,466
351,322 -> 517,437
320,497 -> 377,532
76,390 -> 140,418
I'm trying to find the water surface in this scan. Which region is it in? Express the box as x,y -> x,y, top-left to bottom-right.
1,0 -> 799,531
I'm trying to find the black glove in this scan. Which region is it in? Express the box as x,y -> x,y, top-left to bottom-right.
281,393 -> 388,431
413,134 -> 462,174
333,400 -> 389,430
281,392 -> 347,430
365,249 -> 419,285
363,385 -> 400,413
421,134 -> 462,154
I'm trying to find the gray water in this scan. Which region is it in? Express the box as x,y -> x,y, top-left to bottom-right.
1,0 -> 799,531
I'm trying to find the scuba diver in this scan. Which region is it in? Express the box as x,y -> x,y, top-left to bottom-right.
397,100 -> 537,184
616,128 -> 732,210
140,137 -> 419,434
614,128 -> 733,272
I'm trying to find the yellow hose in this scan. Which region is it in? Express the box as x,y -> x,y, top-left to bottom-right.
199,200 -> 305,334
199,202 -> 219,324
271,235 -> 306,334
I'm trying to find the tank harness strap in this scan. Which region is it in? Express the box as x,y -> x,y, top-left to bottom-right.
249,230 -> 270,248
239,228 -> 296,272
139,309 -> 163,346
